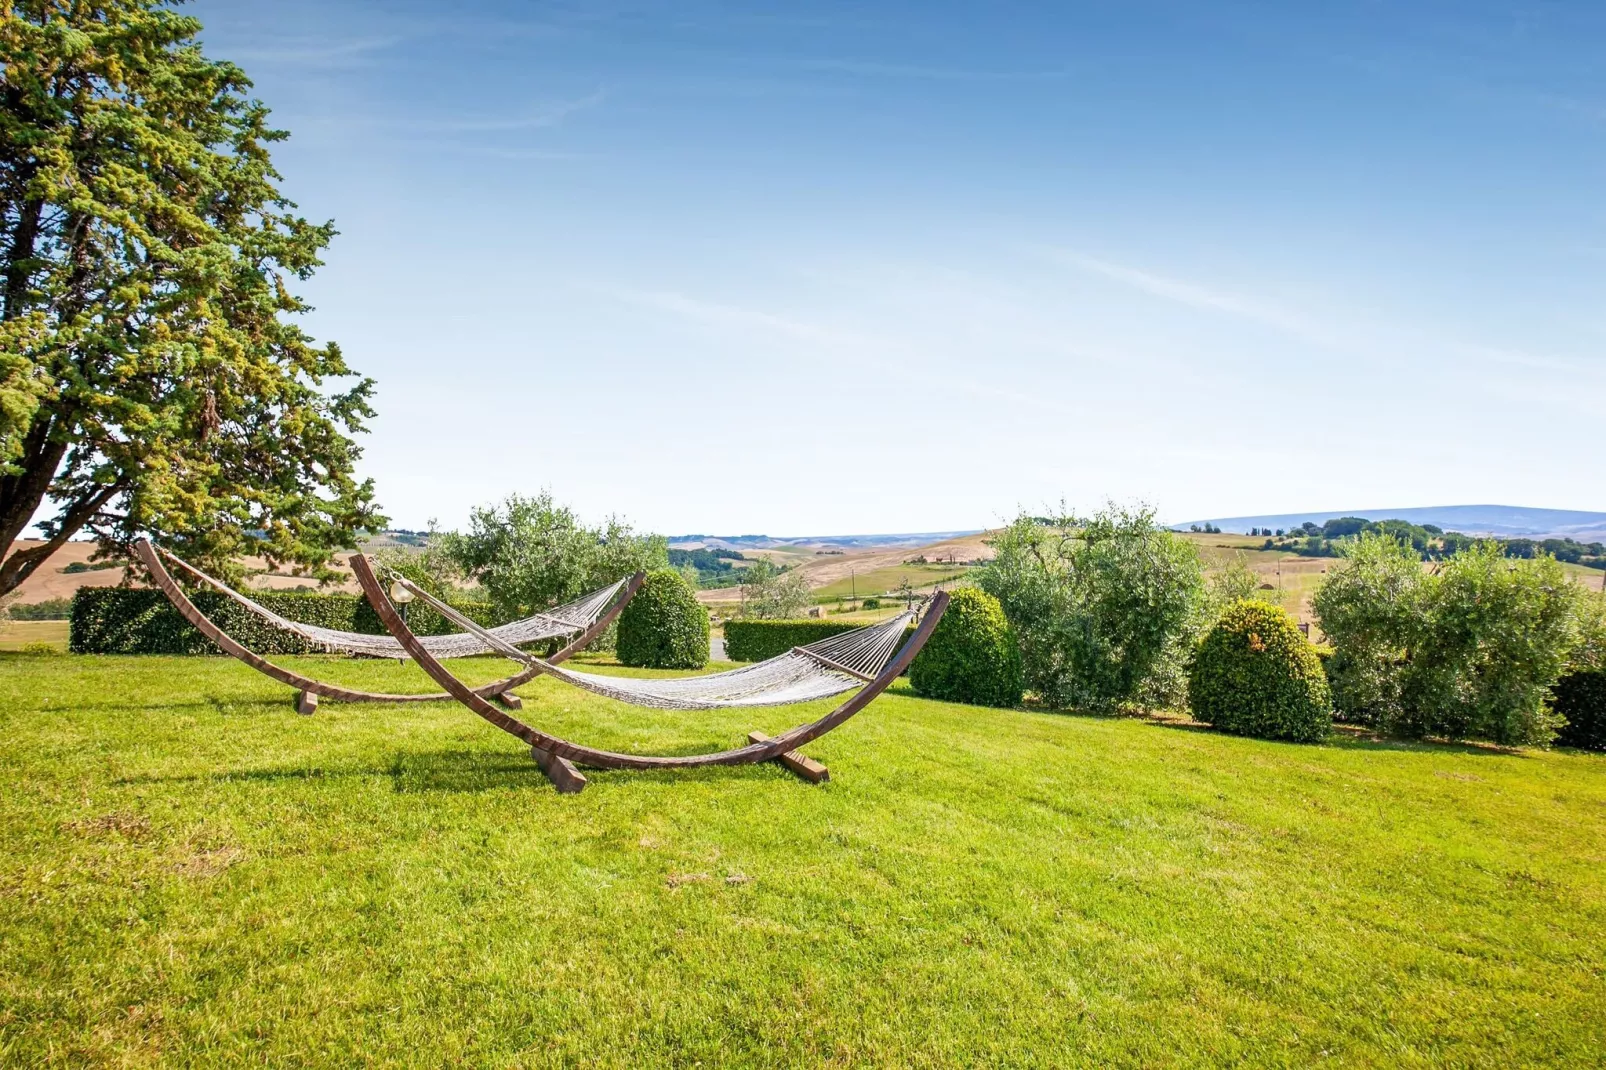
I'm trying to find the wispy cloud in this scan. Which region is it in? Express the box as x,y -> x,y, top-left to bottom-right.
287,91 -> 606,136
607,285 -> 1114,421
610,289 -> 868,349
1045,249 -> 1334,345
788,59 -> 1072,82
1046,247 -> 1602,384
411,91 -> 607,133
223,36 -> 403,70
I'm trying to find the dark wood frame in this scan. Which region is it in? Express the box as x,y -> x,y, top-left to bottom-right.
349,553 -> 949,793
134,538 -> 643,709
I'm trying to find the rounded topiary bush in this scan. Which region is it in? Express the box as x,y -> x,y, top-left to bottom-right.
910,587 -> 1022,708
616,569 -> 709,669
1553,671 -> 1606,751
1188,599 -> 1332,742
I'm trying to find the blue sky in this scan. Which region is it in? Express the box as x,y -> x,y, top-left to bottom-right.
189,0 -> 1604,536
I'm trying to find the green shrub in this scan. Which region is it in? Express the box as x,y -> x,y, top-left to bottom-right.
1188,599 -> 1332,743
1315,536 -> 1584,745
910,587 -> 1021,707
724,618 -> 916,664
617,569 -> 709,669
861,597 -> 881,609
69,586 -> 495,655
979,505 -> 1206,712
1553,671 -> 1606,751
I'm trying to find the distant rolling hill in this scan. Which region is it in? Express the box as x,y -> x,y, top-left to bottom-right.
1176,505 -> 1606,541
669,531 -> 982,552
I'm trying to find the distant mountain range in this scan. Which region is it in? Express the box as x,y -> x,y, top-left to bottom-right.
1174,505 -> 1606,541
668,531 -> 982,552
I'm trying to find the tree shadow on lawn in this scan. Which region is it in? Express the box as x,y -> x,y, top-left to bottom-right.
1136,715 -> 1531,759
116,763 -> 386,787
59,694 -> 292,717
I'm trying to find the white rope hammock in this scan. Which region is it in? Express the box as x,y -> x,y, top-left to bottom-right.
158,547 -> 623,660
387,571 -> 922,710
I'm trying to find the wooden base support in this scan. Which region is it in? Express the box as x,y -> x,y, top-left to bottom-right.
531,746 -> 587,794
295,690 -> 319,716
493,691 -> 523,710
748,731 -> 829,784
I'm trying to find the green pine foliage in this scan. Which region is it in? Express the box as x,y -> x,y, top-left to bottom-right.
910,588 -> 1022,707
1188,599 -> 1333,743
0,0 -> 383,598
616,569 -> 709,670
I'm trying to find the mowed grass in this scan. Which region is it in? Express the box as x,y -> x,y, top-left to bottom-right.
1,655 -> 1603,1067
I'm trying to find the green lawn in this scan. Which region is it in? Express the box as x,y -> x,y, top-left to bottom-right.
1,653 -> 1602,1067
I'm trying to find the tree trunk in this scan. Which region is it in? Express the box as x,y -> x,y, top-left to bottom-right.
0,480 -> 119,599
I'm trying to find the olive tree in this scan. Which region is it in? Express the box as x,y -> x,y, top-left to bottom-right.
978,504 -> 1206,711
1315,535 -> 1584,744
739,558 -> 811,619
438,492 -> 667,622
1311,532 -> 1426,726
0,0 -> 381,596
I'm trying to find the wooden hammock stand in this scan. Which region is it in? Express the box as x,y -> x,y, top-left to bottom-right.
348,554 -> 950,793
134,538 -> 644,714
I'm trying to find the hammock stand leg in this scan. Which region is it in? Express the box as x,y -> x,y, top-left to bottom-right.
494,692 -> 524,710
748,731 -> 829,783
531,746 -> 587,793
296,690 -> 319,716
349,551 -> 950,791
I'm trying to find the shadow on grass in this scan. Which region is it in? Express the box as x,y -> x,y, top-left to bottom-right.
116,764 -> 385,787
388,744 -> 802,793
1137,716 -> 1531,758
388,748 -> 549,793
57,695 -> 288,716
1325,733 -> 1530,759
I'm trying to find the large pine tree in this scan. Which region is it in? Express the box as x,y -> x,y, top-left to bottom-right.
0,0 -> 381,596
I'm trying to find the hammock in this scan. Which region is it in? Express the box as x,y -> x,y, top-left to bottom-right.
156,546 -> 624,660
386,569 -> 921,710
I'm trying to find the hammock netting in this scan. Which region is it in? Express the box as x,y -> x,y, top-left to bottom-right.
386,571 -> 922,710
159,547 -> 623,660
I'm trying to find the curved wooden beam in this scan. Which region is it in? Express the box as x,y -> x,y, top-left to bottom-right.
134,539 -> 642,704
350,551 -> 949,773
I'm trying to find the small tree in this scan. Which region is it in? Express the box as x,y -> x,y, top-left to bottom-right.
1207,552 -> 1265,610
1311,533 -> 1426,725
1315,536 -> 1584,745
740,558 -> 810,619
369,524 -> 465,603
1401,542 -> 1580,744
439,492 -> 666,622
978,503 -> 1205,711
617,568 -> 708,669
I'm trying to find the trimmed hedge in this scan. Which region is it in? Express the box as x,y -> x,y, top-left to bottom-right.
617,569 -> 709,669
1188,599 -> 1333,743
724,617 -> 916,665
1553,670 -> 1606,751
69,586 -> 494,656
910,588 -> 1022,707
